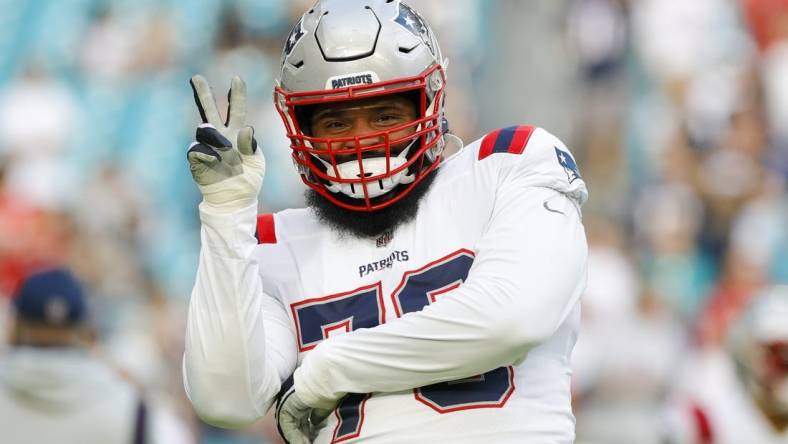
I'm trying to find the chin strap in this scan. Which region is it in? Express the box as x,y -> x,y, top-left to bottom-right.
441,133 -> 464,158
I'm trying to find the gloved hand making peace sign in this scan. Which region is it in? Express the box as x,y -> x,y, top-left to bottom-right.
187,75 -> 265,212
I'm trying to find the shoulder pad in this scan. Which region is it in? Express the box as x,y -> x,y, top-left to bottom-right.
472,126 -> 588,206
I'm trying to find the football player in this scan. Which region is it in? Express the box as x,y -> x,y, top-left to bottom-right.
183,1 -> 589,443
662,286 -> 788,443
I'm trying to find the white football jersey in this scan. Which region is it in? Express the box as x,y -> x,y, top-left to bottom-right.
184,126 -> 589,443
664,349 -> 788,444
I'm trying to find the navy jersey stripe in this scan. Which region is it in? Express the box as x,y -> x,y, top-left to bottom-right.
491,126 -> 519,154
478,125 -> 535,160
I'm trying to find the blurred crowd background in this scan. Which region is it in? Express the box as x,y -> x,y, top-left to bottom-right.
0,0 -> 786,442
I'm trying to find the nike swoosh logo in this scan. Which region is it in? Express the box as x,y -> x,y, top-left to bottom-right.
543,200 -> 565,215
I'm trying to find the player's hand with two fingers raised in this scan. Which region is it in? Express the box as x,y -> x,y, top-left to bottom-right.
187,74 -> 265,212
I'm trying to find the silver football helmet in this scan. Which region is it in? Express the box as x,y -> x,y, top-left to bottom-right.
274,0 -> 448,211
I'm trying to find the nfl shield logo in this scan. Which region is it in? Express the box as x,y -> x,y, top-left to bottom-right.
376,230 -> 393,248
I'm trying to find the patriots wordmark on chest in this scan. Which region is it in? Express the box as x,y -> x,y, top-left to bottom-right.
359,250 -> 410,277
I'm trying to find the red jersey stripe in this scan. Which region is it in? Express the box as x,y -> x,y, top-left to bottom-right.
478,128 -> 502,160
256,213 -> 277,244
690,403 -> 714,443
507,125 -> 535,155
478,126 -> 535,160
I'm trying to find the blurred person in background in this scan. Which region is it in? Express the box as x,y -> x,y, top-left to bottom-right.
0,267 -> 192,444
566,0 -> 629,217
663,285 -> 788,443
741,0 -> 788,175
572,216 -> 687,444
0,61 -> 80,211
0,156 -> 73,299
565,0 -> 788,442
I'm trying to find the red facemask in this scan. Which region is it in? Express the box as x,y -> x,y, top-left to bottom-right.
274,64 -> 447,212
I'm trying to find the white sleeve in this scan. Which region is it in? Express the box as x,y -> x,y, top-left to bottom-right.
294,172 -> 588,408
660,397 -> 710,444
183,202 -> 297,427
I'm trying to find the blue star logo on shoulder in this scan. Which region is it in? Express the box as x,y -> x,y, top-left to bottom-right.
555,147 -> 581,183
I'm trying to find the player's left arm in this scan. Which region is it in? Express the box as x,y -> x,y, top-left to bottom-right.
293,131 -> 588,409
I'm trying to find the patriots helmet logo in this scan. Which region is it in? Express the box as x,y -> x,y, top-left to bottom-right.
283,18 -> 306,59
394,2 -> 436,56
555,147 -> 581,183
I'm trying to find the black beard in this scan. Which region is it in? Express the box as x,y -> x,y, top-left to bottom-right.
305,170 -> 438,239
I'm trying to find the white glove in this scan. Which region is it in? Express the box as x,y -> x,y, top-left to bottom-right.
275,377 -> 333,444
187,74 -> 265,212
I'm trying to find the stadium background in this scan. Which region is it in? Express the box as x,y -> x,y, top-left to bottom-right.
0,0 -> 786,442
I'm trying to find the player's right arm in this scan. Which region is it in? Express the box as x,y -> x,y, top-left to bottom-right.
182,75 -> 297,428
